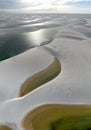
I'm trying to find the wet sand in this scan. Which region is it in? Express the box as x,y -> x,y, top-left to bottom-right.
19,57 -> 61,97
22,104 -> 91,130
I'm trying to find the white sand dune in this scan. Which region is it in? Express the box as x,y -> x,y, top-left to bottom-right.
0,27 -> 91,123
0,47 -> 54,102
0,14 -> 91,129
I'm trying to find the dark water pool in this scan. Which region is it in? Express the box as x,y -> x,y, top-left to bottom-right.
0,27 -> 59,61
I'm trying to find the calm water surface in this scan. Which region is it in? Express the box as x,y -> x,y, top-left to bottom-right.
0,27 -> 59,61
0,13 -> 63,61
0,13 -> 91,61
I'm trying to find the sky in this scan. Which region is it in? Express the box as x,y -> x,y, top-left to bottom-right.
0,0 -> 91,13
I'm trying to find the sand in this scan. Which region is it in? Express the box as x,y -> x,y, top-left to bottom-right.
0,47 -> 54,102
0,14 -> 91,130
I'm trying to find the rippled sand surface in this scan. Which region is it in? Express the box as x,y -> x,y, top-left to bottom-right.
0,13 -> 91,129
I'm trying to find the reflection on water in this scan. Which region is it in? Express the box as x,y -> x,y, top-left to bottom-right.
0,27 -> 59,61
1,13 -> 91,61
1,13 -> 91,127
24,27 -> 58,46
